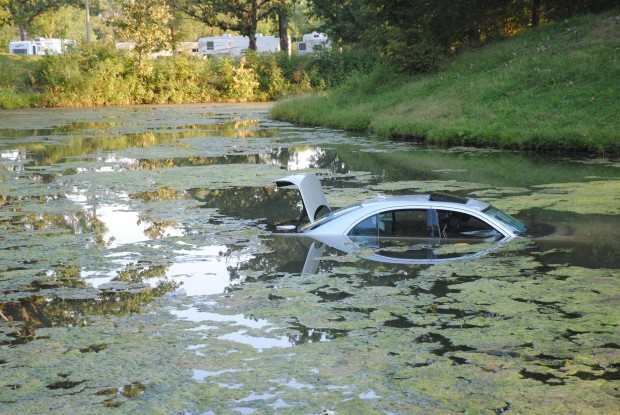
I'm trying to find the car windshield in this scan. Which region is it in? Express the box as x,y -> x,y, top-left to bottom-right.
482,206 -> 527,235
299,203 -> 361,232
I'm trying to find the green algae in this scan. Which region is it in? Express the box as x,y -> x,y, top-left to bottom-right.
1,105 -> 619,414
369,179 -> 488,194
489,179 -> 620,215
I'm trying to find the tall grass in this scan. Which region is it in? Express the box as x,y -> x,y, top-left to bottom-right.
272,11 -> 620,155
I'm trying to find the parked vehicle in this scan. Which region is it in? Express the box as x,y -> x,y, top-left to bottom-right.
198,34 -> 286,57
8,38 -> 76,55
115,42 -> 199,58
296,32 -> 329,55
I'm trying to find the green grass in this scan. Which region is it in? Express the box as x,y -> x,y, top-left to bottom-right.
0,53 -> 42,109
272,11 -> 620,155
0,53 -> 42,86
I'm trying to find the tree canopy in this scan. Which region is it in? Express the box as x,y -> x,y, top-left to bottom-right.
109,0 -> 174,64
171,0 -> 286,50
2,0 -> 71,40
307,0 -> 619,72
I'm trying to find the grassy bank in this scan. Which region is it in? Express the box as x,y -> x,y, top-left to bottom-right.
272,12 -> 620,155
0,53 -> 43,108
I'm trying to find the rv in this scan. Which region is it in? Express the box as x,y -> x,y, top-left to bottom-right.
115,42 -> 199,58
8,38 -> 76,55
198,34 -> 284,57
297,32 -> 329,55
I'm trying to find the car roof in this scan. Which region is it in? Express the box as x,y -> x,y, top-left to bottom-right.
358,194 -> 490,211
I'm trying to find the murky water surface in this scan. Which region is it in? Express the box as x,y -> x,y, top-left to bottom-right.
0,104 -> 618,414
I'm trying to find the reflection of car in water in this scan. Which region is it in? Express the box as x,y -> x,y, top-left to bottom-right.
304,234 -> 508,267
275,173 -> 528,267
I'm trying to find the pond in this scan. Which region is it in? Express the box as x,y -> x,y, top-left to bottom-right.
0,103 -> 618,414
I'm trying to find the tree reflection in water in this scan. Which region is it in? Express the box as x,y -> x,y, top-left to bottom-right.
0,263 -> 178,346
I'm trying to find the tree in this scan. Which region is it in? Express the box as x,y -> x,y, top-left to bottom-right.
2,0 -> 70,40
110,0 -> 174,65
275,0 -> 293,53
307,0 -> 371,45
172,0 -> 282,51
0,1 -> 11,27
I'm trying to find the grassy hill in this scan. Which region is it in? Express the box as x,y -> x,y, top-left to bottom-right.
272,11 -> 620,155
0,53 -> 42,108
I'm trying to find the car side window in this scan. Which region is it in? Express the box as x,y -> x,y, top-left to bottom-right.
437,210 -> 500,239
349,209 -> 431,238
349,215 -> 378,237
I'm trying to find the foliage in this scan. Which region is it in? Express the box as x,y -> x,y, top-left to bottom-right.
0,52 -> 41,109
308,0 -> 620,73
171,0 -> 282,50
0,86 -> 38,109
1,40 -> 379,108
0,0 -> 10,26
108,0 -> 174,69
2,0 -> 71,40
272,10 -> 620,155
0,35 -> 379,107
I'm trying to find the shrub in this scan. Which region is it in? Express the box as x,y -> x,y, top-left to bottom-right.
28,43 -> 383,107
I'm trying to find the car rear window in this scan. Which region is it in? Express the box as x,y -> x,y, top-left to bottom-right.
299,204 -> 361,232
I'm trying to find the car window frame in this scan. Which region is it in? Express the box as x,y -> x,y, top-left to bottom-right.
346,206 -> 509,240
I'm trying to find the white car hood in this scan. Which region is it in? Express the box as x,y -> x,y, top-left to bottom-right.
275,173 -> 331,223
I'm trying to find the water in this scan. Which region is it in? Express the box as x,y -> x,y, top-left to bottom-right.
0,104 -> 618,414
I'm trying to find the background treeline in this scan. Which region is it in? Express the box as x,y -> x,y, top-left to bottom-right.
308,0 -> 620,72
3,1 -> 618,70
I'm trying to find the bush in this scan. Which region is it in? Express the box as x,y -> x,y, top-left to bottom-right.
0,87 -> 38,109
7,43 -> 383,107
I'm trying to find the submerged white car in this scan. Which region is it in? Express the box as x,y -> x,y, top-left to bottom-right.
275,173 -> 527,242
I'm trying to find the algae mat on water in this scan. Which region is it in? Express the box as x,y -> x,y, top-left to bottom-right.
3,248 -> 617,414
1,104 -> 619,414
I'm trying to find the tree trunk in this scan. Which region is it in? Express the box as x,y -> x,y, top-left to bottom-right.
248,0 -> 258,51
86,0 -> 91,43
47,9 -> 55,38
531,0 -> 541,28
468,23 -> 480,45
248,33 -> 257,51
19,25 -> 27,41
278,9 -> 289,53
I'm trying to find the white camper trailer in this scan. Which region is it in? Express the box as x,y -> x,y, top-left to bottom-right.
297,32 -> 329,55
8,38 -> 76,55
256,35 -> 282,54
115,42 -> 199,58
198,34 -> 283,57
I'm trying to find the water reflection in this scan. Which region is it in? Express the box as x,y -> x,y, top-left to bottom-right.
95,204 -> 184,247
0,118 -> 285,167
167,245 -> 250,296
0,263 -> 178,346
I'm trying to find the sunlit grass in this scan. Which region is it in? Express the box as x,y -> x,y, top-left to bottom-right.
0,53 -> 41,86
272,11 -> 620,154
0,53 -> 42,109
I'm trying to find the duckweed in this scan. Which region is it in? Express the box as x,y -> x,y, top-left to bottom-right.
0,105 -> 618,414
